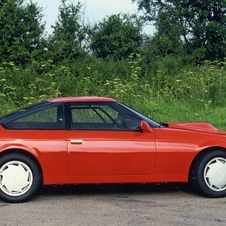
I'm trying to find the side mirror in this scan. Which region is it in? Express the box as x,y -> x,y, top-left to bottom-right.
139,120 -> 152,133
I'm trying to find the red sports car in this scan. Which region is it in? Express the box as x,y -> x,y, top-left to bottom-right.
0,96 -> 226,203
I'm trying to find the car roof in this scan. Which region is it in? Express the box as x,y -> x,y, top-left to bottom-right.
48,96 -> 116,103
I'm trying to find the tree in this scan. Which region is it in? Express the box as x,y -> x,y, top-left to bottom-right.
0,0 -> 46,65
133,0 -> 226,60
145,11 -> 183,57
89,14 -> 143,60
47,0 -> 87,62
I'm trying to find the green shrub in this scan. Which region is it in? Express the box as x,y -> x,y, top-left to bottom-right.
1,56 -> 226,130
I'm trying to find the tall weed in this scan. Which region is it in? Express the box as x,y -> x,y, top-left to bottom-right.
1,56 -> 226,129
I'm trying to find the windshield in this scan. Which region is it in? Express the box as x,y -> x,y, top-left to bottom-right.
117,102 -> 161,128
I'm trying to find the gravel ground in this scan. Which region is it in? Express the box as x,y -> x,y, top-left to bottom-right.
1,184 -> 226,226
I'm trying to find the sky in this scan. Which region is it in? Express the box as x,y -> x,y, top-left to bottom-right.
31,0 -> 153,34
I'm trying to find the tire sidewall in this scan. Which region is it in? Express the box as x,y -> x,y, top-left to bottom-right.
197,150 -> 226,198
0,153 -> 41,203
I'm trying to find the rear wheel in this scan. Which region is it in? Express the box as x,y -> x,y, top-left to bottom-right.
0,153 -> 41,203
190,150 -> 226,198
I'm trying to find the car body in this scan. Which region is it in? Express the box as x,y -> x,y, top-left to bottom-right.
1,96 -> 226,202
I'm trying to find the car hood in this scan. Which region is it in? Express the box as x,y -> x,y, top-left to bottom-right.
168,122 -> 226,134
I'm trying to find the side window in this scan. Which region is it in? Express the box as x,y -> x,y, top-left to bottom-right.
71,108 -> 106,123
4,105 -> 64,130
17,107 -> 57,123
70,105 -> 117,130
70,103 -> 140,131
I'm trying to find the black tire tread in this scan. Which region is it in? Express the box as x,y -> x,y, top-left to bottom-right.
190,149 -> 226,198
0,153 -> 41,203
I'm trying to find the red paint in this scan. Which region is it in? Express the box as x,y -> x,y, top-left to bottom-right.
0,97 -> 226,186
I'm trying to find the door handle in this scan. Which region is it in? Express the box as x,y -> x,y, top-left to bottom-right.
70,139 -> 83,144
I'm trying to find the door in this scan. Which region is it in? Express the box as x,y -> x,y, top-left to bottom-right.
67,102 -> 156,183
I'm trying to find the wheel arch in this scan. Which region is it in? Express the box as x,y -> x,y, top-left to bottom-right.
189,146 -> 226,180
0,148 -> 43,184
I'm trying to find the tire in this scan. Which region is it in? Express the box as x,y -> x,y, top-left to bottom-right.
190,149 -> 226,198
0,153 -> 41,203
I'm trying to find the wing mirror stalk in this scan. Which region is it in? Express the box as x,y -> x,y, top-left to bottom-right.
139,120 -> 152,133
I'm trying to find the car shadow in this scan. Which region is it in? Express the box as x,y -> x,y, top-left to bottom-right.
38,183 -> 195,198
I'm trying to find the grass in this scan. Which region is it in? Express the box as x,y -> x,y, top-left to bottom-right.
1,56 -> 226,130
140,98 -> 226,130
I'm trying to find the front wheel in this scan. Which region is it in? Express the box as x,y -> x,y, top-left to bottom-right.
0,153 -> 41,203
190,150 -> 226,198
